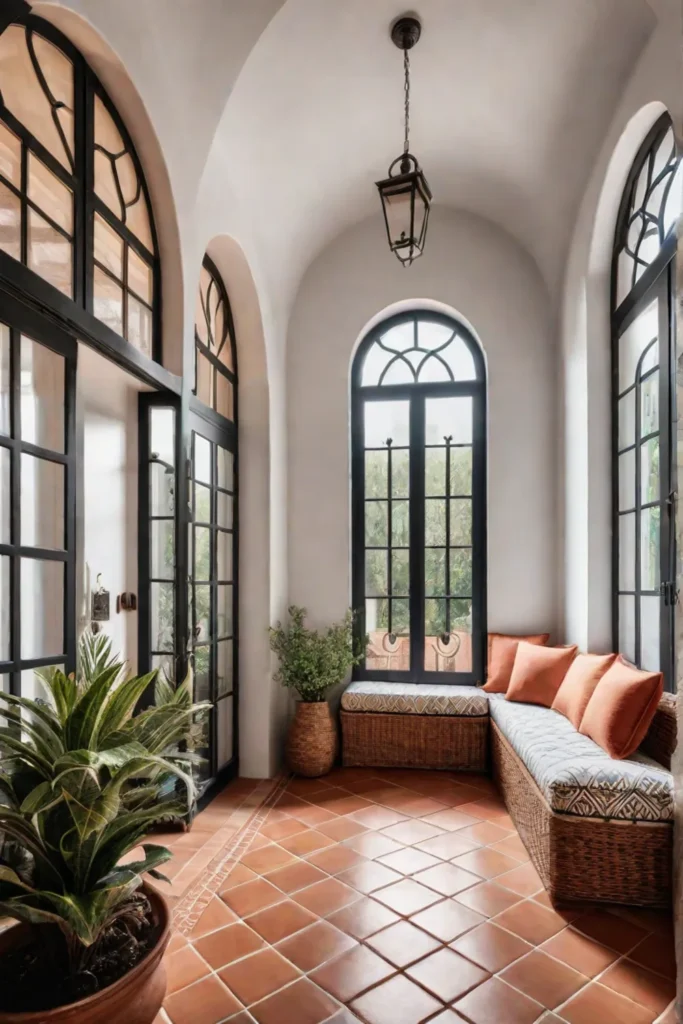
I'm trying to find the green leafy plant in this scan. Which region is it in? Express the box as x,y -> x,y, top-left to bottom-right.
0,632 -> 209,1002
269,606 -> 365,702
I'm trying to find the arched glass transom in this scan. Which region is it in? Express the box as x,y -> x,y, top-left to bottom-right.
352,311 -> 487,685
612,113 -> 678,688
194,255 -> 237,421
0,16 -> 159,357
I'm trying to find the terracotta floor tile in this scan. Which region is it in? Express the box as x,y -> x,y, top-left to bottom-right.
289,803 -> 340,827
500,949 -> 589,1010
164,974 -> 243,1024
221,878 -> 285,918
599,957 -> 676,1014
454,976 -> 543,1024
495,861 -> 544,896
264,859 -> 328,894
166,931 -> 188,955
457,797 -> 509,821
246,898 -> 317,943
316,817 -> 368,841
397,796 -> 450,817
275,920 -> 358,971
328,896 -> 400,939
493,898 -> 567,945
452,847 -> 520,879
406,946 -> 489,1002
287,778 -> 335,798
572,909 -> 649,956
324,793 -> 376,816
628,931 -> 677,980
539,926 -> 619,978
454,881 -> 522,918
193,921 -> 265,969
240,843 -> 296,874
260,816 -> 307,841
350,805 -> 409,829
421,808 -> 482,832
609,906 -> 673,937
336,860 -> 403,894
365,919 -> 441,968
457,821 -> 513,846
531,890 -> 583,922
220,862 -> 259,892
325,1010 -> 365,1024
560,981 -> 655,1023
305,844 -> 367,875
279,829 -> 337,856
427,1012 -> 470,1023
412,862 -> 482,897
189,896 -> 238,938
489,834 -> 530,862
249,977 -> 339,1024
373,878 -> 443,916
377,848 -> 442,875
219,947 -> 300,1006
411,898 -> 485,942
343,832 -> 405,859
305,786 -> 350,807
165,944 -> 212,994
293,877 -> 361,916
350,973 -> 442,1024
310,943 -> 396,1001
451,921 -> 533,972
415,832 -> 481,861
381,819 -> 446,845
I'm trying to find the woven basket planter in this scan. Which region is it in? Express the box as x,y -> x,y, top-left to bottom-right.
286,701 -> 338,777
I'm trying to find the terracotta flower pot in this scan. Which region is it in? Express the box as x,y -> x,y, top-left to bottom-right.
0,885 -> 170,1024
286,700 -> 338,777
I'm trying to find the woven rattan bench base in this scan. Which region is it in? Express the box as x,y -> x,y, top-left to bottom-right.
340,710 -> 488,772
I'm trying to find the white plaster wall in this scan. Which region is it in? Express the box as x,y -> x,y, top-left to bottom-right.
287,209 -> 556,649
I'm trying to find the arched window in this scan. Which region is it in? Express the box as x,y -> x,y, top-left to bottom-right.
0,15 -> 159,357
612,113 -> 680,687
193,255 -> 237,421
351,310 -> 487,684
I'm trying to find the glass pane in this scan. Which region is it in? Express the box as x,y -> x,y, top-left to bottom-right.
619,595 -> 636,663
194,584 -> 210,642
640,596 -> 660,672
21,455 -> 64,549
150,407 -> 174,466
619,513 -> 636,591
217,694 -> 234,766
217,641 -> 233,698
641,437 -> 659,504
216,374 -> 233,420
641,506 -> 660,591
391,598 -> 410,634
364,400 -> 409,448
425,499 -> 446,545
194,527 -> 211,581
450,499 -> 472,546
150,581 -> 174,652
451,548 -> 472,596
0,325 -> 7,435
217,530 -> 232,581
618,391 -> 635,450
0,447 -> 8,542
425,448 -> 445,496
425,548 -> 446,596
392,449 -> 409,498
618,300 -> 658,393
0,554 -> 8,661
0,182 -> 20,261
365,598 -> 409,672
196,352 -> 213,406
93,266 -> 123,336
150,519 -> 174,580
217,584 -> 233,637
94,95 -> 125,219
20,558 -> 63,658
217,491 -> 232,529
27,153 -> 72,233
28,209 -> 72,296
365,449 -> 388,498
365,501 -> 388,546
21,666 -> 60,703
450,447 -> 472,496
94,213 -> 123,279
366,549 -> 388,596
391,500 -> 409,546
425,396 -> 472,445
152,653 -> 174,684
0,122 -> 20,186
194,645 -> 210,701
618,449 -> 635,511
128,295 -> 152,357
128,247 -> 153,303
195,482 -> 211,523
126,192 -> 153,253
427,605 -> 473,673
150,460 -> 174,517
194,435 -> 211,484
21,336 -> 65,452
217,448 -> 233,490
391,549 -> 409,596
640,372 -> 659,437
425,598 -> 446,637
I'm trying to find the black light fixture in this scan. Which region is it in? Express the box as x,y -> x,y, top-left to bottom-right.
376,15 -> 432,267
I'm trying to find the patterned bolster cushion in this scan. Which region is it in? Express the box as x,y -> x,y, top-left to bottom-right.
341,681 -> 489,717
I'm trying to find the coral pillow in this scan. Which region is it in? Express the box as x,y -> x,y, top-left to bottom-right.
506,642 -> 578,707
552,652 -> 617,729
483,633 -> 549,693
579,656 -> 663,759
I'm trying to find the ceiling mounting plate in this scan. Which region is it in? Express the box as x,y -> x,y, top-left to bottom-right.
391,15 -> 422,50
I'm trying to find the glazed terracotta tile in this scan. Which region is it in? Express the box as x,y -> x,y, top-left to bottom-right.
572,909 -> 650,956
189,897 -> 238,938
315,817 -> 368,841
377,847 -> 442,875
275,920 -> 358,971
219,862 -> 259,892
406,946 -> 489,1002
427,1012 -> 470,1023
415,832 -> 481,861
495,861 -> 544,896
380,819 -> 446,845
246,898 -> 317,943
451,921 -> 533,972
305,844 -> 367,875
336,860 -> 402,894
323,793 -> 376,816
539,926 -> 619,978
454,976 -> 543,1024
410,897 -> 485,942
365,919 -> 441,968
350,973 -> 442,1024
451,847 -> 521,880
342,832 -> 405,860
373,878 -> 443,916
628,931 -> 677,980
287,778 -> 337,798
264,859 -> 328,894
328,896 -> 401,939
165,944 -> 212,994
500,949 -> 589,1009
420,808 -> 482,832
453,880 -> 522,918
240,842 -> 296,874
219,947 -> 301,1006
560,981 -> 654,1024
599,957 -> 676,1014
248,977 -> 339,1024
293,877 -> 361,916
396,796 -> 450,818
457,821 -> 513,845
488,833 -> 530,862
193,921 -> 265,969
350,805 -> 409,829
531,890 -> 583,921
310,943 -> 396,1001
279,829 -> 337,856
412,862 -> 482,897
164,974 -> 243,1024
221,878 -> 285,918
289,803 -> 339,827
492,899 -> 568,945
457,797 -> 509,821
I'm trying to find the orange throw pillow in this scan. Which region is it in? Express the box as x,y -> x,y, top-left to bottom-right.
552,652 -> 617,729
483,633 -> 549,693
579,656 -> 663,759
506,642 -> 578,707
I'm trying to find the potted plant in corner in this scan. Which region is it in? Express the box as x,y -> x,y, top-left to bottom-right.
0,634 -> 208,1024
269,606 -> 365,777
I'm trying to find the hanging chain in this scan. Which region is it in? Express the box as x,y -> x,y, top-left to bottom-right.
403,47 -> 410,154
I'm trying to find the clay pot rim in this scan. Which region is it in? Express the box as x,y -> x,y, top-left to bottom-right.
0,883 -> 171,1020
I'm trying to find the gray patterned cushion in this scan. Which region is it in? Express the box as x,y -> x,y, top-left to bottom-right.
488,694 -> 672,823
341,681 -> 488,717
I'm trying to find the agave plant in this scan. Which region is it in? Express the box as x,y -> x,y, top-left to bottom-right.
0,634 -> 208,981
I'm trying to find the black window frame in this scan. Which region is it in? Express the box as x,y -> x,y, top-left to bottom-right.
351,309 -> 487,686
193,254 -> 238,420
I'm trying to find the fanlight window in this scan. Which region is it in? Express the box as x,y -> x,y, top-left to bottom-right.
362,318 -> 477,387
194,257 -> 237,421
0,18 -> 158,356
614,118 -> 681,309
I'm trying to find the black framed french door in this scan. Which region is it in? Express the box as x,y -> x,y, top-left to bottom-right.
0,293 -> 77,699
352,379 -> 486,685
188,408 -> 238,791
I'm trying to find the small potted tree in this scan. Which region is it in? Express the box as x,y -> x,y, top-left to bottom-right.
269,606 -> 364,777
